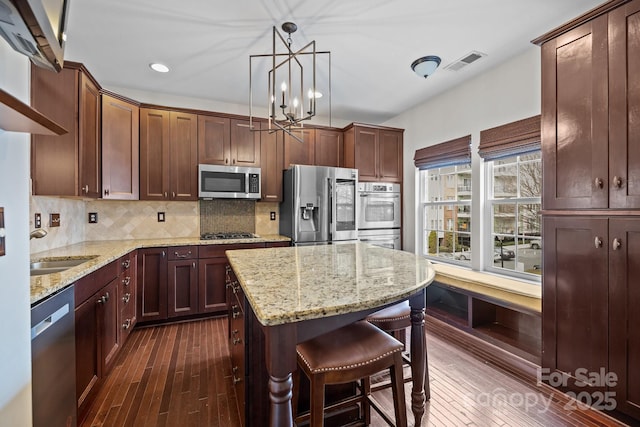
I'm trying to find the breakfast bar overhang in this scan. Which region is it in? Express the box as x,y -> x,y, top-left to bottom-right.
226,242 -> 436,426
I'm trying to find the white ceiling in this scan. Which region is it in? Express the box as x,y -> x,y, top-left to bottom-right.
64,0 -> 603,125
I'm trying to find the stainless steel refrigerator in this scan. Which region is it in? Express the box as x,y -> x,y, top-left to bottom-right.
280,165 -> 358,245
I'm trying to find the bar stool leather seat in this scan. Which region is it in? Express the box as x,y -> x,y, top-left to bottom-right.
295,320 -> 407,427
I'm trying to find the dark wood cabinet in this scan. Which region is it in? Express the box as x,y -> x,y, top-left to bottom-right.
198,257 -> 228,314
101,93 -> 139,200
542,216 -> 609,389
137,247 -> 168,322
535,1 -> 640,421
609,217 -> 640,418
284,129 -> 315,167
260,128 -> 284,202
314,128 -> 343,167
198,115 -> 260,167
31,62 -> 101,197
168,247 -> 199,318
343,124 -> 403,183
140,108 -> 198,201
74,260 -> 119,423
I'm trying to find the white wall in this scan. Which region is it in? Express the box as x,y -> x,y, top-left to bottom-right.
384,47 -> 542,254
0,44 -> 33,425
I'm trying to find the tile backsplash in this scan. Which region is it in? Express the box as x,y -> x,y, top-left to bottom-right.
29,196 -> 281,253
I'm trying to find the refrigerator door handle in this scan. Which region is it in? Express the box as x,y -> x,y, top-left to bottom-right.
328,178 -> 334,239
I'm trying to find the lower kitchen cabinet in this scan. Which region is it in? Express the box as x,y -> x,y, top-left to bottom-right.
74,260 -> 119,422
138,247 -> 168,322
198,256 -> 229,314
168,247 -> 199,318
543,216 -> 640,420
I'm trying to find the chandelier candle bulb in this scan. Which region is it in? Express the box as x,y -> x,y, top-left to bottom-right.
281,82 -> 287,108
308,89 -> 313,114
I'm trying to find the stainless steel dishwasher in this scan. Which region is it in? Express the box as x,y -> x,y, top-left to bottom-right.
31,284 -> 76,427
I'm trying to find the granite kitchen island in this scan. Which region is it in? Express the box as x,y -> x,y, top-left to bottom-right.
226,242 -> 436,427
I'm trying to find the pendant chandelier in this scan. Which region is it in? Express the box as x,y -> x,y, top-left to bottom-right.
249,22 -> 331,143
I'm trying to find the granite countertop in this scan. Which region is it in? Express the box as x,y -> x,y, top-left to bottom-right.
225,242 -> 436,326
30,235 -> 290,305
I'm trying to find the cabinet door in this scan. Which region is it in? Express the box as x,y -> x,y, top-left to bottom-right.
78,73 -> 101,198
354,127 -> 378,181
102,94 -> 139,200
315,129 -> 343,167
170,112 -> 198,201
140,109 -> 171,200
609,1 -> 640,209
31,65 -> 79,196
260,128 -> 284,202
99,278 -> 120,375
541,15 -> 609,209
198,115 -> 231,165
378,130 -> 403,182
137,247 -> 168,322
284,129 -> 315,167
609,217 -> 640,418
542,216 -> 608,391
198,257 -> 228,314
168,259 -> 199,317
75,293 -> 100,418
231,119 -> 261,167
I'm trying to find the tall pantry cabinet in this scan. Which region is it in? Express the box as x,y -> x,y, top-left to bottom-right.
534,0 -> 640,420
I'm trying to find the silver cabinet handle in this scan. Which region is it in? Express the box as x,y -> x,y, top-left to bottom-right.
233,337 -> 242,345
122,319 -> 131,330
104,189 -> 110,196
594,237 -> 603,248
612,238 -> 622,251
594,178 -> 603,189
164,192 -> 168,198
122,259 -> 131,269
122,293 -> 131,304
174,251 -> 192,258
613,176 -> 623,189
172,192 -> 176,198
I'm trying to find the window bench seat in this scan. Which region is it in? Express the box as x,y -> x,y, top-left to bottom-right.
426,263 -> 542,380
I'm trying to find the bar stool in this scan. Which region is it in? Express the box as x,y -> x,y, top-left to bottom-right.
366,301 -> 431,399
295,320 -> 407,427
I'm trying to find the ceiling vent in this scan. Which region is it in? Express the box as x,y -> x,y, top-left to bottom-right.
444,51 -> 487,72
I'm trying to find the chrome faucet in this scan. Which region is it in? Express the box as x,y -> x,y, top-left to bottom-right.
30,229 -> 48,239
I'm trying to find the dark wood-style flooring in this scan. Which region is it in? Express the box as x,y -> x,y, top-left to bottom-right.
81,317 -> 628,427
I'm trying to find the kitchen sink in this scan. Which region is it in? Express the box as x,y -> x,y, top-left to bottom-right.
30,257 -> 97,276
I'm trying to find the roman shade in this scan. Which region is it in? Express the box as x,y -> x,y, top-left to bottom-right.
478,115 -> 541,160
414,135 -> 471,170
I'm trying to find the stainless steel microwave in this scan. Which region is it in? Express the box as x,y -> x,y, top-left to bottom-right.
198,164 -> 261,199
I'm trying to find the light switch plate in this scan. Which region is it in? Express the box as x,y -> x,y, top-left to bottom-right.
0,207 -> 5,257
157,212 -> 165,222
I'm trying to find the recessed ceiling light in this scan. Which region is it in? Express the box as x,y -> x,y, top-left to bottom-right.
150,63 -> 170,73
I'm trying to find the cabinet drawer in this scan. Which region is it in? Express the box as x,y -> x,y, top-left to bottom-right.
168,246 -> 197,260
199,242 -> 265,259
75,260 -> 118,305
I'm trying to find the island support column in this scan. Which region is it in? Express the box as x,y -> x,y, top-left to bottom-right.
265,323 -> 297,427
409,289 -> 428,426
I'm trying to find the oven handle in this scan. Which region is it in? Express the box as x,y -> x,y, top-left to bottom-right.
359,193 -> 400,198
359,236 -> 400,241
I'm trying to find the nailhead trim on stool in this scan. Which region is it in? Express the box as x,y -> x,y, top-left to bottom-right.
295,321 -> 408,427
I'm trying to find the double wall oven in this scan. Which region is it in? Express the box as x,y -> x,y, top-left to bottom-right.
357,182 -> 401,250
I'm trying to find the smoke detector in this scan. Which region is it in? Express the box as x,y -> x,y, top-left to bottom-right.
443,51 -> 487,72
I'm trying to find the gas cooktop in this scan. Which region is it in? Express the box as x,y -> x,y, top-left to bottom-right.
200,232 -> 258,240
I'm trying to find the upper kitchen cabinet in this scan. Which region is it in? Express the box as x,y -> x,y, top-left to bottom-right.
101,93 -> 139,200
536,0 -> 640,210
260,124 -> 284,202
284,128 -> 315,167
314,128 -> 343,167
140,108 -> 198,201
31,62 -> 102,197
343,124 -> 403,183
198,115 -> 260,167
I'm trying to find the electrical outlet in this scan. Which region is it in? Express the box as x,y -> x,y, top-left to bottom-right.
270,211 -> 276,221
157,212 -> 165,222
34,213 -> 42,228
50,213 -> 60,227
88,212 -> 98,223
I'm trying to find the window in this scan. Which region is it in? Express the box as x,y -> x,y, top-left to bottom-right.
421,164 -> 472,261
415,115 -> 542,282
487,152 -> 541,277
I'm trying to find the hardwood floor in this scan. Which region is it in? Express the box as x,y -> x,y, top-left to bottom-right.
81,317 -> 628,427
